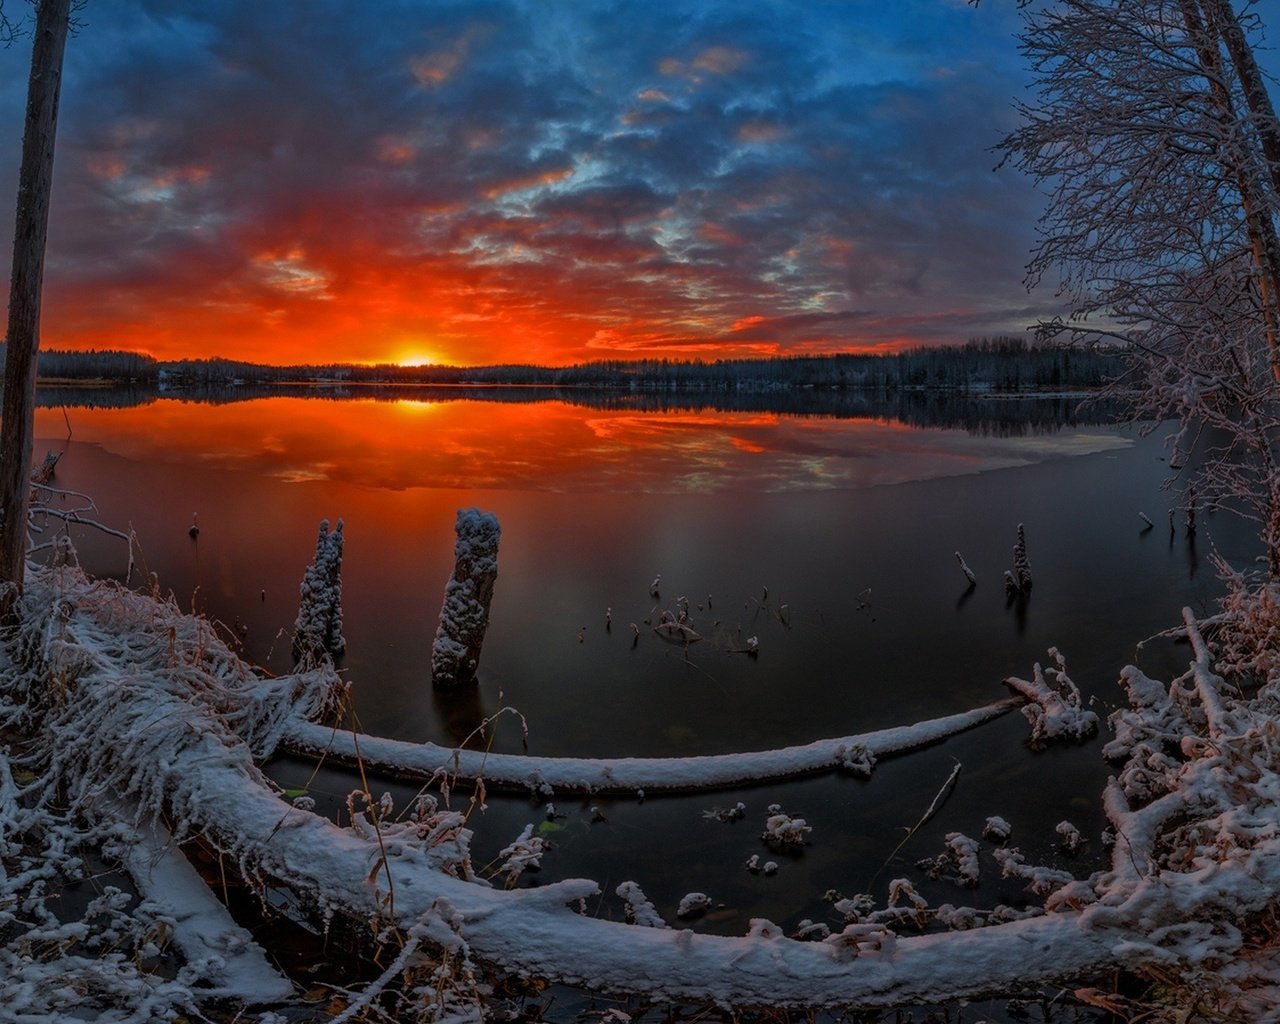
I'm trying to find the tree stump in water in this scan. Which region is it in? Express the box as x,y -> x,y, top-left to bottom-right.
432,509 -> 500,687
292,518 -> 345,664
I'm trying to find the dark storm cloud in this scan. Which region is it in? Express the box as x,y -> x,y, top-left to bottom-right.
0,0 -> 1056,361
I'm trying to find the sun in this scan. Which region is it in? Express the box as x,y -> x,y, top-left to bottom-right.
396,352 -> 437,368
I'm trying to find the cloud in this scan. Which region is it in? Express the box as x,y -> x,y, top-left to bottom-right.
0,0 -> 1058,364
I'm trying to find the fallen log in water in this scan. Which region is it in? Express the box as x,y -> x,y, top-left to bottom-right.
10,567 -> 1280,1017
279,699 -> 1022,794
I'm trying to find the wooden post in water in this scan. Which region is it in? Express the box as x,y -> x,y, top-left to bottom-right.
432,508 -> 500,687
292,519 -> 345,665
0,0 -> 71,615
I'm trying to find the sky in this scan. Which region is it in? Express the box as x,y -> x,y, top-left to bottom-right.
0,0 -> 1265,367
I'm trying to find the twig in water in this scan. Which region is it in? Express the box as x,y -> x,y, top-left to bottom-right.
868,760 -> 962,888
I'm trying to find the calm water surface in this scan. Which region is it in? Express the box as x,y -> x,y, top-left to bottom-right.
34,393 -> 1257,966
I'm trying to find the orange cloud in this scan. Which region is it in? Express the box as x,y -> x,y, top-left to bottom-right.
659,45 -> 749,81
482,167 -> 575,200
737,121 -> 784,144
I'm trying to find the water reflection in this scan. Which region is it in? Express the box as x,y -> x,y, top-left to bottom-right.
34,382 -> 1120,436
34,394 -> 1130,495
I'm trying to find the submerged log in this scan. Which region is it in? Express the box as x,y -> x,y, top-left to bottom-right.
292,518 -> 345,664
432,508 -> 500,686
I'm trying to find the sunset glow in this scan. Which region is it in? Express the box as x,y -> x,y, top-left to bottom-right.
0,2 -> 1072,366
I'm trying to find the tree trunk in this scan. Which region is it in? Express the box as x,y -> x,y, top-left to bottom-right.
1180,0 -> 1280,383
1203,0 -> 1280,196
0,0 -> 71,613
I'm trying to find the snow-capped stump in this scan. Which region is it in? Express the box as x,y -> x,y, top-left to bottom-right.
1013,523 -> 1032,591
616,881 -> 667,928
1004,647 -> 1098,743
983,815 -> 1012,843
761,804 -> 810,848
676,892 -> 712,918
292,518 -> 345,665
431,509 -> 500,687
955,551 -> 977,586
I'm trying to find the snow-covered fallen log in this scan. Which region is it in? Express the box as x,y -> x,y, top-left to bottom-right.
279,699 -> 1021,795
14,569 -> 1280,1016
113,808 -> 295,1003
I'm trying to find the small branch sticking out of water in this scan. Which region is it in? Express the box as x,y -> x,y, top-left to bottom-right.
870,761 -> 962,887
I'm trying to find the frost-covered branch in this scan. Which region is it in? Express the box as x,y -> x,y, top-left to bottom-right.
281,699 -> 1020,795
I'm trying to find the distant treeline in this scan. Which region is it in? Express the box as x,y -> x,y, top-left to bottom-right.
8,336 -> 1127,392
33,380 -> 1120,438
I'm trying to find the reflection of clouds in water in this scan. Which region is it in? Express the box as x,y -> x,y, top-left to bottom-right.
35,399 -> 1134,495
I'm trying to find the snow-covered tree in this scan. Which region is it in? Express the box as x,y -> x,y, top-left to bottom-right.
998,0 -> 1280,574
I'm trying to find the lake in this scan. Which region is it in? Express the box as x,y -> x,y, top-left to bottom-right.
31,389 -> 1257,993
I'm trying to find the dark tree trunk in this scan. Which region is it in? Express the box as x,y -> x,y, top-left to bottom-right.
1180,0 -> 1280,383
0,0 -> 71,612
1203,0 -> 1280,196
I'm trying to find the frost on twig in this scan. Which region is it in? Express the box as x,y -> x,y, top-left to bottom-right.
432,509 -> 501,687
992,847 -> 1076,897
292,518 -> 345,665
495,824 -> 547,887
955,551 -> 976,586
1004,647 -> 1098,744
616,881 -> 667,928
919,832 -> 981,887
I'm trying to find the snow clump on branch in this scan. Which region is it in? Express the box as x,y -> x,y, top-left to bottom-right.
1004,647 -> 1098,743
